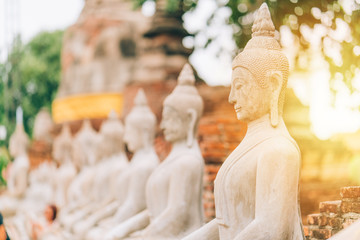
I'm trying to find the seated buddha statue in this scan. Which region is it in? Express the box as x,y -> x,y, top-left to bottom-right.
52,124 -> 77,208
75,89 -> 159,239
0,108 -> 30,217
58,119 -> 100,225
183,3 -> 304,240
19,161 -> 57,217
64,112 -> 129,236
105,63 -> 205,240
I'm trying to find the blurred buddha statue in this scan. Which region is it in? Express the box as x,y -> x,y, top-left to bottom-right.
82,89 -> 159,240
33,108 -> 54,144
106,63 -> 205,240
58,119 -> 100,224
52,125 -> 77,208
63,112 -> 128,234
20,161 -> 57,217
0,107 -> 30,217
183,3 -> 304,240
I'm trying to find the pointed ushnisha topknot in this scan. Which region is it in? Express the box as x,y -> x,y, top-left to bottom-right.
251,3 -> 275,37
178,63 -> 195,86
125,88 -> 156,136
163,62 -> 204,124
108,109 -> 118,119
134,88 -> 148,107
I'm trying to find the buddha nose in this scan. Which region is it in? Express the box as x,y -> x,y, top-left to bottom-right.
228,88 -> 236,104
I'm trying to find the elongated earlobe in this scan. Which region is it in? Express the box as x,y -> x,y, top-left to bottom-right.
269,71 -> 282,127
187,109 -> 197,147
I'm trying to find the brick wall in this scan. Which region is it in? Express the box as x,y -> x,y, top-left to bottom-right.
304,186 -> 360,239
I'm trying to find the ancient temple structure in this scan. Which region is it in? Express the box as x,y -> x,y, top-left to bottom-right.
52,0 -> 190,123
52,0 -> 145,123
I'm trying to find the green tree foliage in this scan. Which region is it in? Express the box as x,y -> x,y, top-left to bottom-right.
227,0 -> 360,93
133,0 -> 360,94
0,147 -> 10,186
0,30 -> 63,145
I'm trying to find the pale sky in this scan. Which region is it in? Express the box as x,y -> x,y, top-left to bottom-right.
0,0 -> 84,60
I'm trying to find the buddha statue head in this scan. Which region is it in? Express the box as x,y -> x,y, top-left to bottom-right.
72,119 -> 99,167
161,63 -> 204,147
97,111 -> 125,159
9,107 -> 29,158
124,89 -> 156,152
9,123 -> 30,158
52,124 -> 73,165
229,3 -> 289,127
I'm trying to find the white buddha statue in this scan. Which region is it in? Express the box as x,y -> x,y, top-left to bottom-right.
81,89 -> 159,240
183,3 -> 304,240
52,124 -> 77,208
62,112 -> 128,234
58,119 -> 100,224
0,107 -> 30,217
19,161 -> 57,217
106,63 -> 205,240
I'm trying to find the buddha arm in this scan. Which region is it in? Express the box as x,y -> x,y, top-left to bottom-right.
234,144 -> 300,240
105,210 -> 150,239
113,169 -> 150,223
182,219 -> 219,240
143,156 -> 201,237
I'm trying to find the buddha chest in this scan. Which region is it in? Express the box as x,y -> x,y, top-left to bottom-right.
215,145 -> 258,234
145,161 -> 172,218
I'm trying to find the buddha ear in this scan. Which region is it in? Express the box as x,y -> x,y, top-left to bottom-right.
186,109 -> 197,147
269,70 -> 283,127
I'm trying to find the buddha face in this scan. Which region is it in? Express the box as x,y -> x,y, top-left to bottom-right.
229,67 -> 271,122
160,106 -> 187,143
124,122 -> 143,152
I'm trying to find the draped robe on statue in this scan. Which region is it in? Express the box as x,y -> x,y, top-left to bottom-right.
214,115 -> 304,240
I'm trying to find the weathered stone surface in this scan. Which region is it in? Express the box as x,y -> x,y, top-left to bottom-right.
340,186 -> 360,199
341,201 -> 360,214
319,201 -> 341,215
311,228 -> 332,239
308,213 -> 322,225
328,217 -> 343,229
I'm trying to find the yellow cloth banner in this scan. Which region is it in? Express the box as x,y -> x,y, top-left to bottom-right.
52,93 -> 123,123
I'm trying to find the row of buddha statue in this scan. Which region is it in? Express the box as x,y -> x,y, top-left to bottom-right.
1,3 -> 355,239
0,61 -> 205,240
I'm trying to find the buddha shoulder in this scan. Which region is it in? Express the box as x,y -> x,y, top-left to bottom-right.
172,153 -> 203,170
258,136 -> 300,162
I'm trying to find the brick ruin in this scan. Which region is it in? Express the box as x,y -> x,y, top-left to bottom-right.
304,186 -> 360,239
